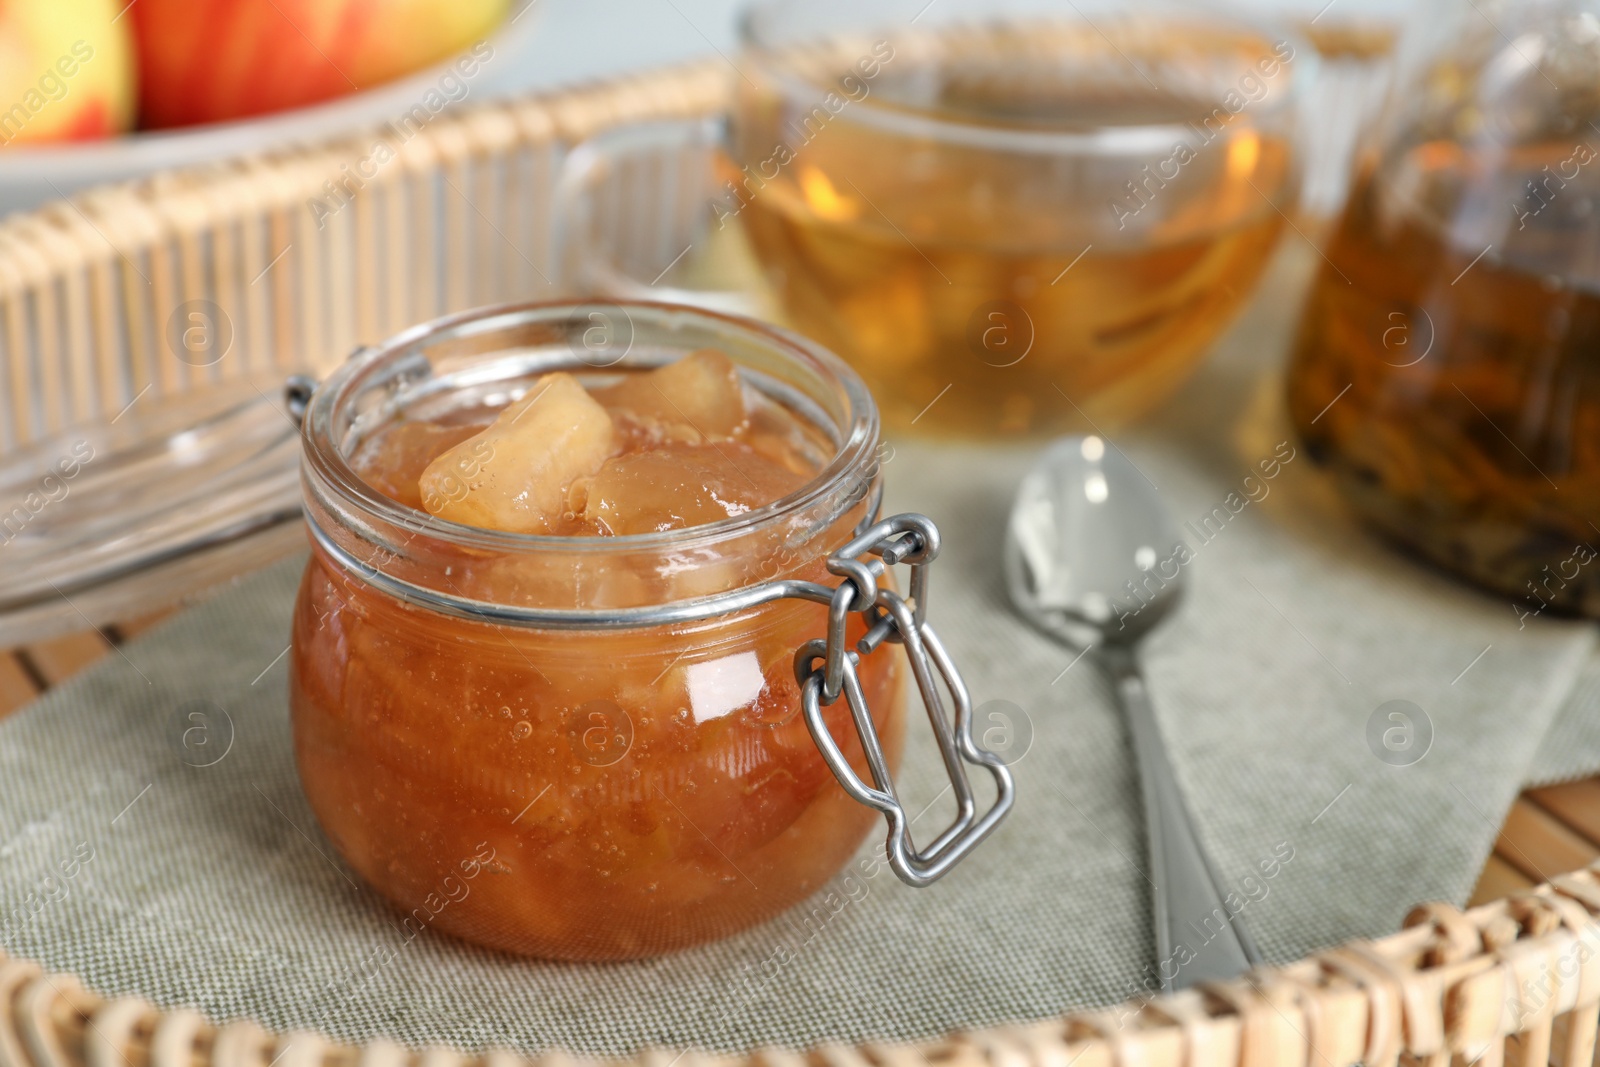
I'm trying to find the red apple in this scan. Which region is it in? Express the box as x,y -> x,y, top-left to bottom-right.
0,0 -> 135,146
130,0 -> 511,130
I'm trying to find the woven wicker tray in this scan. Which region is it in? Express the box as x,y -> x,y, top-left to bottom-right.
1,61 -> 1597,1067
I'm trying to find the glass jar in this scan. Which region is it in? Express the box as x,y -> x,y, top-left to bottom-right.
289,301 -> 1012,960
1287,0 -> 1600,618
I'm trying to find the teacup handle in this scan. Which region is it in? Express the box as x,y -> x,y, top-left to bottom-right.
552,114 -> 764,314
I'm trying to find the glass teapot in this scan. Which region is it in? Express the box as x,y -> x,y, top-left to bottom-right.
1286,0 -> 1600,621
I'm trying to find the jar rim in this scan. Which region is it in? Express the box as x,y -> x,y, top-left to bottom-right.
301,299 -> 881,558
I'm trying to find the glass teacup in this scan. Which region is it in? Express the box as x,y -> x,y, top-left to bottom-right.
559,0 -> 1309,438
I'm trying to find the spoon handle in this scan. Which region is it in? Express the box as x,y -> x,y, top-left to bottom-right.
1103,647 -> 1261,990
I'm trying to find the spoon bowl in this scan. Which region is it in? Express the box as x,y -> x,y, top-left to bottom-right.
1005,435 -> 1186,648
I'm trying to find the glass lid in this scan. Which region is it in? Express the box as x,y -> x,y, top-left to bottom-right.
0,373 -> 306,647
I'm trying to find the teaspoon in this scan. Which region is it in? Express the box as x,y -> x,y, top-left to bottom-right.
1004,435 -> 1260,990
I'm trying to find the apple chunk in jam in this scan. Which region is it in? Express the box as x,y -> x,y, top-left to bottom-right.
414,352 -> 814,537
290,349 -> 904,960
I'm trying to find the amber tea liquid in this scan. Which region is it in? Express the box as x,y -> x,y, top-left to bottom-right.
1288,139 -> 1600,615
731,25 -> 1297,437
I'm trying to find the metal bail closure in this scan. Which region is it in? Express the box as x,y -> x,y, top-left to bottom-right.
792,514 -> 1015,888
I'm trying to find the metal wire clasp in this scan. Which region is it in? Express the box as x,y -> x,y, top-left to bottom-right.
791,514 -> 1015,888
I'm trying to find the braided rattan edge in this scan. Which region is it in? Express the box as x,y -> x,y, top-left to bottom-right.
3,865 -> 1600,1067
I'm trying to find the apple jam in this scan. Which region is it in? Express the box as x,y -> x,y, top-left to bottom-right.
290,310 -> 904,960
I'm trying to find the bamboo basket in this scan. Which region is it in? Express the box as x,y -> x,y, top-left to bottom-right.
0,58 -> 1596,1067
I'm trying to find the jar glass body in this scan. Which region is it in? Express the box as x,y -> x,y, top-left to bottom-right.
1287,0 -> 1600,615
289,303 -> 904,960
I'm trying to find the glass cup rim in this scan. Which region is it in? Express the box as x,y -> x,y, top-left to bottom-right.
301,299 -> 880,558
735,0 -> 1314,155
